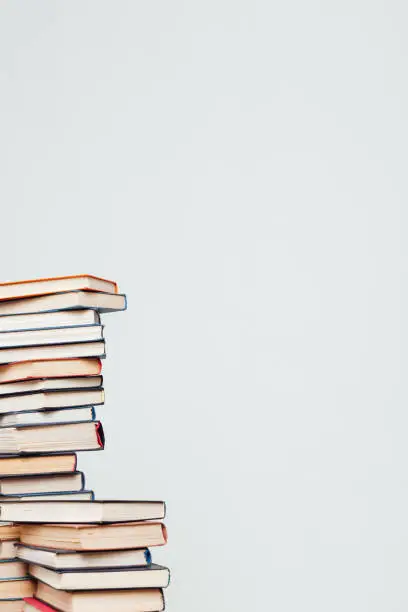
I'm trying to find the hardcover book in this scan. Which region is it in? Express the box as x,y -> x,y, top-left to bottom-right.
0,500 -> 165,523
35,582 -> 164,612
0,291 -> 126,317
29,563 -> 170,590
0,359 -> 102,384
17,545 -> 151,570
0,389 -> 104,415
0,471 -> 85,496
0,454 -> 77,477
0,342 -> 106,365
19,522 -> 167,550
0,376 -> 102,397
0,309 -> 100,333
0,325 -> 103,349
0,275 -> 118,301
0,406 -> 96,428
0,421 -> 104,455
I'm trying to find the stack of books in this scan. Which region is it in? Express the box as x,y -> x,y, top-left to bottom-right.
0,275 -> 169,611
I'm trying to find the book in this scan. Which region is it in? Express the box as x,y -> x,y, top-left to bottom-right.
0,540 -> 18,559
17,545 -> 151,570
0,578 -> 35,598
0,325 -> 104,349
0,310 -> 100,333
0,291 -> 126,317
0,491 -> 94,501
0,389 -> 104,414
0,376 -> 102,397
24,599 -> 57,612
0,421 -> 104,455
35,582 -> 164,612
20,522 -> 167,550
0,342 -> 106,365
0,275 -> 118,301
0,407 -> 95,428
0,560 -> 27,579
0,523 -> 21,540
0,471 -> 84,496
0,454 -> 77,477
29,563 -> 170,590
0,360 -> 102,384
0,500 -> 165,523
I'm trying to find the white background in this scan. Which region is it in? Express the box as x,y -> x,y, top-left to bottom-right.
0,2 -> 407,611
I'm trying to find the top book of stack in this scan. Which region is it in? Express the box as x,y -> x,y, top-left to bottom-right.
0,275 -> 126,318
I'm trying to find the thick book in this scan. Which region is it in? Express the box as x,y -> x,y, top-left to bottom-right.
0,491 -> 94,502
0,325 -> 103,349
0,341 -> 106,365
0,500 -> 165,523
17,545 -> 151,570
0,471 -> 84,496
0,523 -> 21,541
0,389 -> 104,415
0,376 -> 102,397
0,291 -> 126,317
0,421 -> 104,455
0,359 -> 102,384
0,454 -> 77,477
20,522 -> 167,550
0,406 -> 95,428
0,275 -> 118,301
35,582 -> 164,612
0,540 -> 18,559
30,563 -> 170,591
0,559 -> 27,579
0,309 -> 100,333
0,578 -> 35,599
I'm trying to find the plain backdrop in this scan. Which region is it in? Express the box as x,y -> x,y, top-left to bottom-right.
0,1 -> 407,610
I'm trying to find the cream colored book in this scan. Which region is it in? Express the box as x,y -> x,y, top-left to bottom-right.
0,309 -> 99,333
0,359 -> 102,384
0,376 -> 102,396
0,388 -> 104,414
0,500 -> 165,523
0,523 -> 20,541
36,582 -> 164,612
0,421 -> 104,455
0,275 -> 118,301
0,454 -> 77,477
0,342 -> 105,365
0,325 -> 103,349
0,406 -> 95,428
29,563 -> 170,591
17,545 -> 151,570
0,291 -> 126,317
0,577 -> 35,598
20,522 -> 167,550
0,559 -> 27,579
0,540 -> 18,559
0,472 -> 84,496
